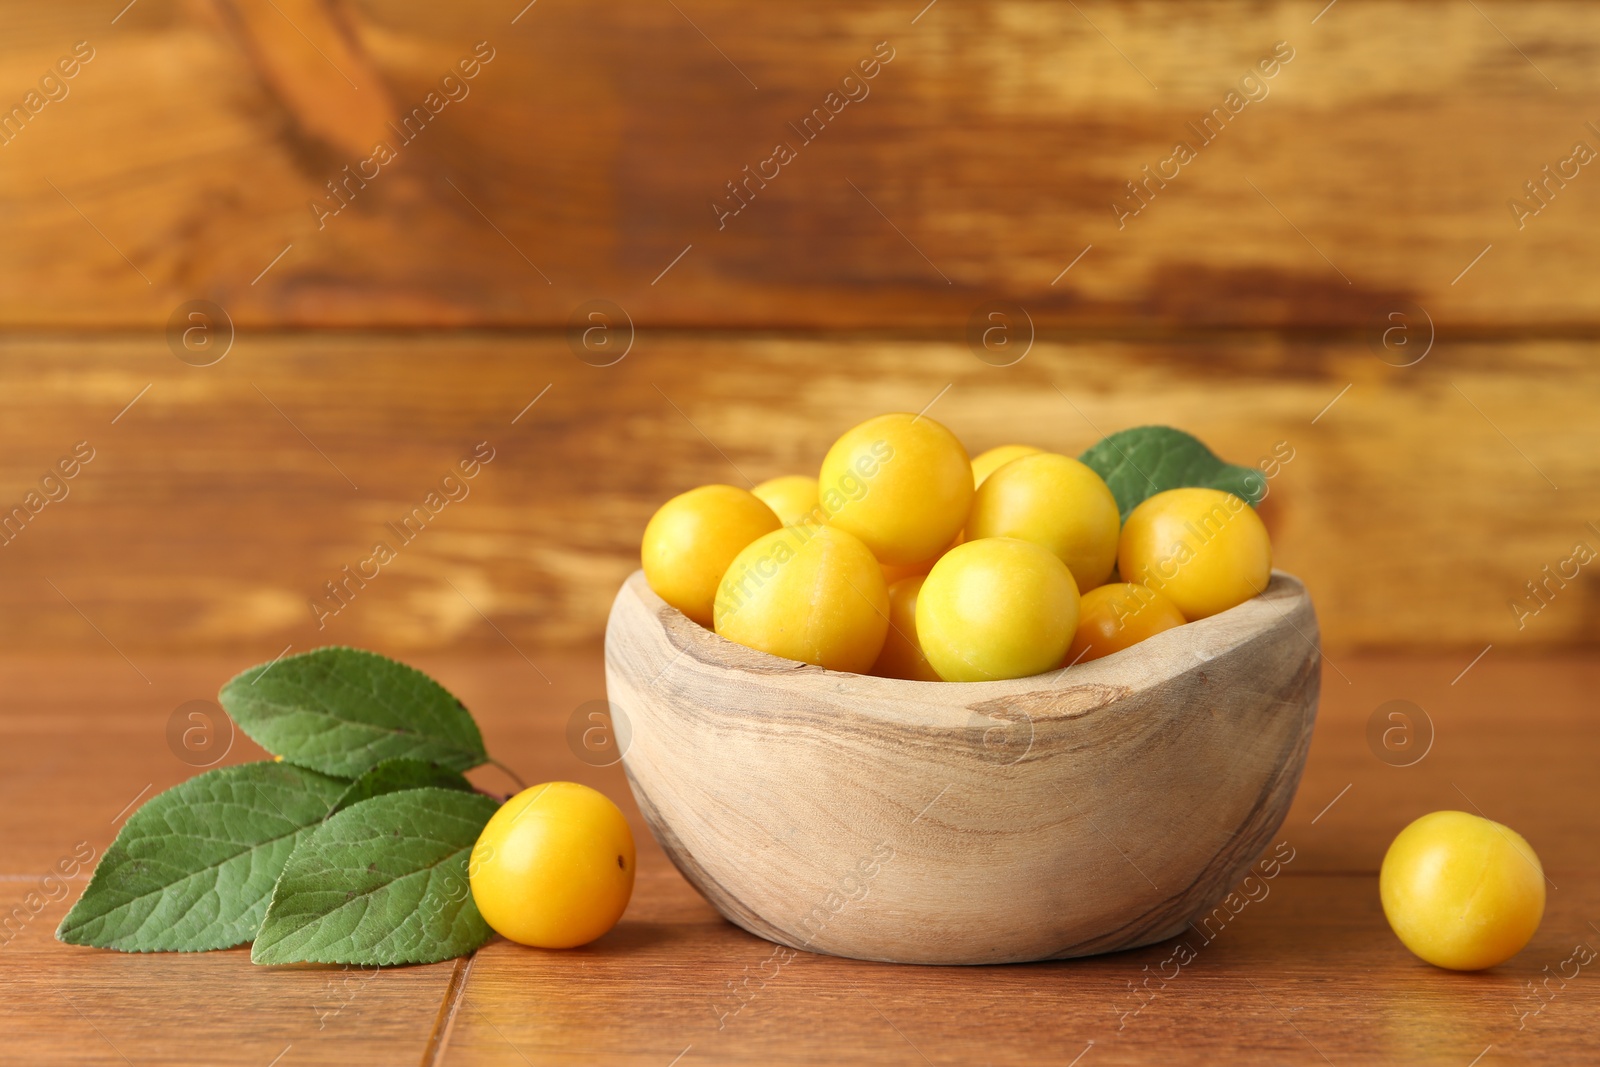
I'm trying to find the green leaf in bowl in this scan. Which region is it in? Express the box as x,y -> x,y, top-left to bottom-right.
1079,425 -> 1266,519
219,647 -> 487,778
56,762 -> 347,952
251,788 -> 500,966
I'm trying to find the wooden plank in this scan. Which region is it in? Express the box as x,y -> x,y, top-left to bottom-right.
446,875 -> 1600,1065
0,333 -> 1593,656
2,917 -> 463,1067
4,652 -> 1597,1065
440,649 -> 1600,1065
1,2 -> 1598,327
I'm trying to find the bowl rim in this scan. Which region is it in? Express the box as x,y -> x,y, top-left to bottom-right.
612,568 -> 1317,717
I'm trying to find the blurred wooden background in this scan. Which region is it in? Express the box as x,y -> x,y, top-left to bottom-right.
0,0 -> 1595,659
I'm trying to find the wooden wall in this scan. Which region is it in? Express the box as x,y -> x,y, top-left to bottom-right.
0,1 -> 1595,657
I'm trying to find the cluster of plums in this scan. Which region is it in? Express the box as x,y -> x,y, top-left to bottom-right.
641,413 -> 1273,682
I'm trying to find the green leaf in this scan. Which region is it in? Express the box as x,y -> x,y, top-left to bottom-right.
56,762 -> 347,952
1079,426 -> 1267,519
330,758 -> 475,815
219,647 -> 487,778
252,788 -> 500,966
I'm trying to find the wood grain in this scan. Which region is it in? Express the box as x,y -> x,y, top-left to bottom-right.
605,569 -> 1319,964
3,651 -> 1597,1065
1,0 -> 1594,1058
1,1 -> 1598,328
0,333 -> 1592,658
452,873 -> 1600,1066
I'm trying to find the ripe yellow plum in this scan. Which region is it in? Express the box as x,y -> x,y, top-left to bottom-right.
916,538 -> 1079,682
818,413 -> 972,566
715,524 -> 889,673
871,576 -> 942,681
469,782 -> 636,949
1380,811 -> 1545,971
752,474 -> 820,527
641,485 -> 780,626
970,443 -> 1042,487
1117,488 -> 1271,620
1065,583 -> 1186,664
967,453 -> 1121,591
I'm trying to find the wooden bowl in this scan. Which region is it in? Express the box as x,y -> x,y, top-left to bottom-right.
605,569 -> 1320,965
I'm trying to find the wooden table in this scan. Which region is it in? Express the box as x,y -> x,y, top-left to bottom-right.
4,649 -> 1595,1065
2,1 -> 1595,1060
